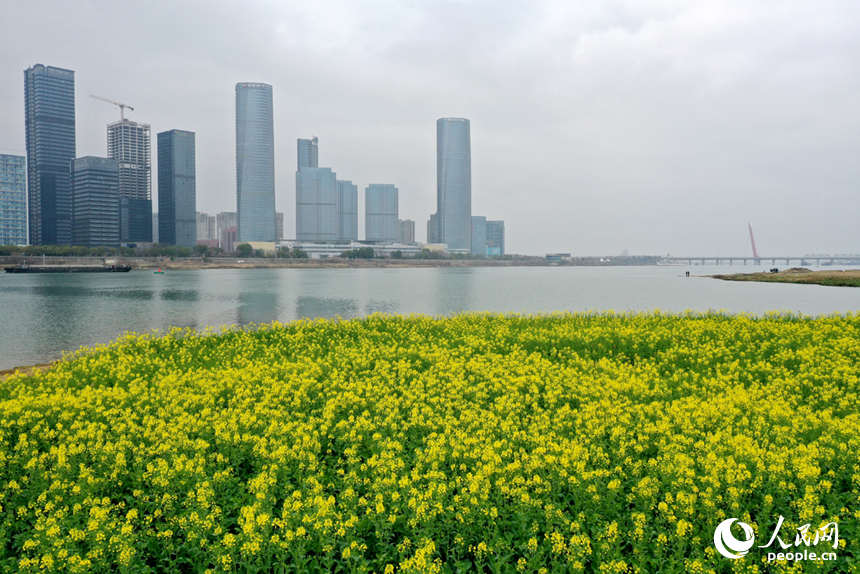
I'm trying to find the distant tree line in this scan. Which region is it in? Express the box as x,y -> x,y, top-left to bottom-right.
339,247 -> 376,259
0,245 -> 137,257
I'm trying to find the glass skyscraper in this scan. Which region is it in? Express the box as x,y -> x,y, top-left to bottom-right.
337,180 -> 358,241
108,119 -> 152,243
471,215 -> 487,256
0,154 -> 27,245
157,130 -> 196,247
236,83 -> 275,242
298,137 -> 318,169
365,184 -> 399,242
71,156 -> 119,247
24,64 -> 76,245
296,167 -> 338,242
435,118 -> 471,251
296,137 -> 339,242
486,220 -> 505,256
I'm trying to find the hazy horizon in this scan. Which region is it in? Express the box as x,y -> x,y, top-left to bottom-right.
2,1 -> 858,256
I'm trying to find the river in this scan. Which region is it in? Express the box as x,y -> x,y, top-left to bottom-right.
2,265 -> 860,371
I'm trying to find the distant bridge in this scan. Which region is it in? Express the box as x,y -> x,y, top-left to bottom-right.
677,256 -> 860,266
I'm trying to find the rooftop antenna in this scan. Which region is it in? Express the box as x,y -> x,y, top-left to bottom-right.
90,94 -> 134,121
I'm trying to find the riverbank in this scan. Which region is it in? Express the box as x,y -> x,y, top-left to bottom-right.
2,255 -> 660,269
712,268 -> 860,287
0,362 -> 51,381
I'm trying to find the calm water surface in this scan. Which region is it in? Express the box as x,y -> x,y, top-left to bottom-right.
3,265 -> 860,370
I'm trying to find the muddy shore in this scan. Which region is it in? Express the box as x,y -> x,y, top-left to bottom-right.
712,268 -> 860,287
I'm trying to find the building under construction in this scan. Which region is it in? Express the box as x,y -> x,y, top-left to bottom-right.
108,118 -> 152,243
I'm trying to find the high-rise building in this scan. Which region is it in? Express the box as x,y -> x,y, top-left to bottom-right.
471,215 -> 486,256
157,130 -> 196,247
0,154 -> 27,245
24,64 -> 76,245
337,180 -> 358,241
296,167 -> 338,241
365,184 -> 398,242
427,213 -> 439,244
108,118 -> 152,243
434,118 -> 471,251
221,226 -> 238,253
70,156 -> 119,247
236,83 -> 275,242
276,211 -> 284,241
216,211 -> 237,247
152,212 -> 159,243
296,137 -> 338,242
298,137 -> 318,169
399,219 -> 415,244
196,212 -> 216,241
486,220 -> 505,256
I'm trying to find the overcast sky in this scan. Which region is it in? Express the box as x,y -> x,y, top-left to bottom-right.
2,0 -> 858,256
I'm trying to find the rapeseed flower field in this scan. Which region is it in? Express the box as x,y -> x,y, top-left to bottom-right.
0,312 -> 857,573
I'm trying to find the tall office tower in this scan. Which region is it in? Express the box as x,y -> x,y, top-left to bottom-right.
337,180 -> 358,241
486,220 -> 505,256
216,211 -> 237,244
296,137 -> 338,241
427,213 -> 439,244
236,83 -> 275,242
435,118 -> 471,251
365,184 -> 398,242
276,212 -> 284,241
0,154 -> 28,245
152,213 -> 159,243
471,216 -> 486,256
296,167 -> 338,241
24,64 -> 76,245
399,219 -> 415,244
298,137 -> 318,169
157,130 -> 196,247
70,157 -> 119,247
108,118 -> 152,243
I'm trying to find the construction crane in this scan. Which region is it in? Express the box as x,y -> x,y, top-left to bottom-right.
90,95 -> 134,121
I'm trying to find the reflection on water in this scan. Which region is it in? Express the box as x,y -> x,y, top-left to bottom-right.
238,292 -> 280,326
3,265 -> 860,370
433,268 -> 475,315
159,289 -> 199,302
364,300 -> 399,315
296,296 -> 359,320
20,285 -> 157,300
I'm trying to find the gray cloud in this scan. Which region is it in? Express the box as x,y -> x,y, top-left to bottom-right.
1,0 -> 858,255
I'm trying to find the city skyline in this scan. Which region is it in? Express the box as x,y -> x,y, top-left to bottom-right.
2,2 -> 859,255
